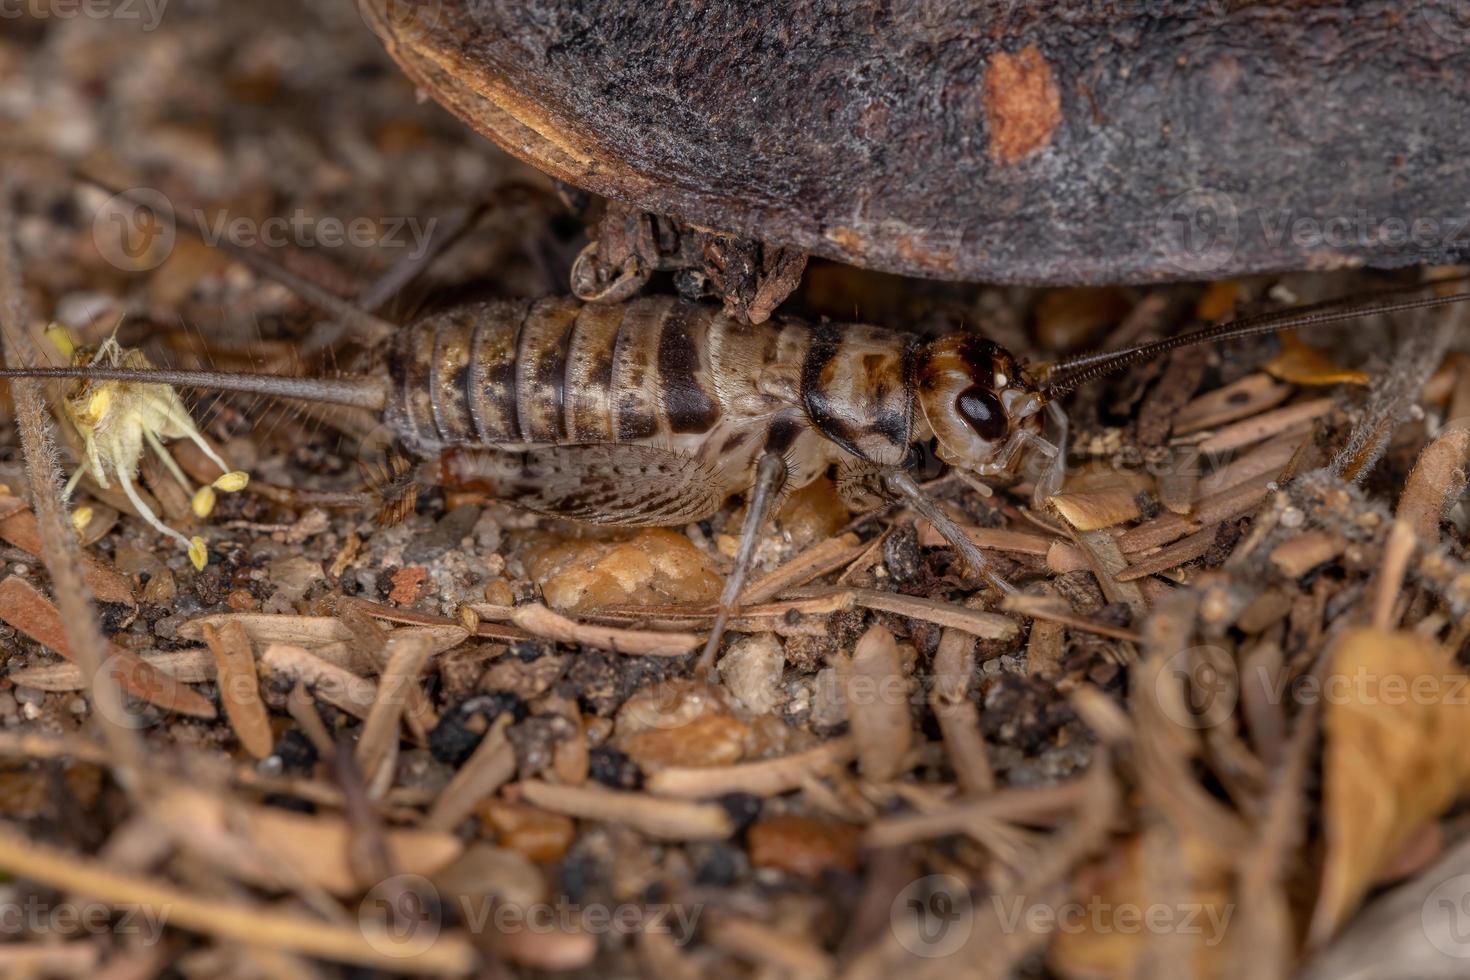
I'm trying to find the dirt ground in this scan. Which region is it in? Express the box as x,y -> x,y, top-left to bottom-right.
0,3 -> 1468,979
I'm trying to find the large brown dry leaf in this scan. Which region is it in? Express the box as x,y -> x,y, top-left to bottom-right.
1312,628 -> 1470,943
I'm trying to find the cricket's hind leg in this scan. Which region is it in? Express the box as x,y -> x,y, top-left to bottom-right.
697,452 -> 788,676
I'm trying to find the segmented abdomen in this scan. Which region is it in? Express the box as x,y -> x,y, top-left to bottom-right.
387,295 -> 728,452
386,295 -> 916,469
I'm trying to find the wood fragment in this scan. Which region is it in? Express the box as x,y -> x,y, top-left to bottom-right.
0,576 -> 215,719
0,824 -> 476,974
645,737 -> 856,799
260,644 -> 377,719
516,780 -> 734,840
1156,447 -> 1201,515
355,632 -> 433,784
916,520 -> 1059,556
510,603 -> 700,656
932,629 -> 993,795
705,915 -> 835,979
1002,595 -> 1143,643
865,780 -> 1090,847
1072,529 -> 1147,614
1195,397 -> 1335,455
845,588 -> 1020,641
739,532 -> 862,604
1116,525 -> 1219,581
8,648 -> 214,690
1268,530 -> 1345,578
202,621 -> 273,759
425,716 -> 516,831
1048,489 -> 1144,531
1397,427 -> 1470,543
1174,373 -> 1293,435
1197,428 -> 1304,499
1119,476 -> 1276,554
182,613 -> 468,655
0,508 -> 133,604
1372,521 -> 1417,631
840,625 -> 912,784
1024,585 -> 1067,679
155,786 -> 462,896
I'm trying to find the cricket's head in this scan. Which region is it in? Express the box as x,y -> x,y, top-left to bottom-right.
914,334 -> 1044,471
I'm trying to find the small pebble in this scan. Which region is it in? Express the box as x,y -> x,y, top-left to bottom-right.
717,633 -> 787,715
406,504 -> 482,563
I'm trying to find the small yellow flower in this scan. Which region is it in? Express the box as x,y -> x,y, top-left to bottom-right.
188,537 -> 209,571
191,485 -> 217,518
48,325 -> 251,569
71,507 -> 93,532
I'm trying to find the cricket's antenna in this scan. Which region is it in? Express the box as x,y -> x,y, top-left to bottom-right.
74,172 -> 400,347
1041,274 -> 1470,398
0,365 -> 390,411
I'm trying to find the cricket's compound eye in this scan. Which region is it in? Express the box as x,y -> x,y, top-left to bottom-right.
954,385 -> 1008,443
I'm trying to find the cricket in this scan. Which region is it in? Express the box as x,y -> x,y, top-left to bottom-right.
5,193 -> 1468,666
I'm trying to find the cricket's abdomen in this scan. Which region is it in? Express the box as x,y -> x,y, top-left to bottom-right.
389,295 -> 742,451
389,295 -> 917,521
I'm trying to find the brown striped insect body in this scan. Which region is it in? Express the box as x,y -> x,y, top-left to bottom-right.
378,295 -> 1055,531
10,189 -> 1470,666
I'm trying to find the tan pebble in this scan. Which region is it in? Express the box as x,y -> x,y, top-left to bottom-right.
484,579 -> 514,606
748,815 -> 862,880
617,712 -> 752,771
479,801 -> 576,863
226,589 -> 258,613
528,529 -> 721,612
776,477 -> 851,548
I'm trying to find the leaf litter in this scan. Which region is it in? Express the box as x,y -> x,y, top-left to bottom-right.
0,5 -> 1466,979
